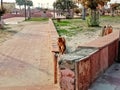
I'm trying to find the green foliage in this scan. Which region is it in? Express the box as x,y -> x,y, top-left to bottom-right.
53,0 -> 77,18
55,20 -> 70,26
57,29 -> 69,35
53,0 -> 76,10
100,16 -> 120,24
54,19 -> 85,37
16,0 -> 24,6
79,0 -> 110,27
86,10 -> 100,27
86,16 -> 100,27
26,0 -> 33,6
16,0 -> 33,6
25,17 -> 49,22
54,16 -> 120,37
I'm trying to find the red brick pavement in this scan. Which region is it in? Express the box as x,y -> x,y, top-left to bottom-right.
0,18 -> 60,90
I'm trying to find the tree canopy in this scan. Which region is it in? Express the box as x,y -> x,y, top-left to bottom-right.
78,0 -> 110,10
16,0 -> 33,7
16,0 -> 24,6
26,0 -> 33,6
53,0 -> 77,11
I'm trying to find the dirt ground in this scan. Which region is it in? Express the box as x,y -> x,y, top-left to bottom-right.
66,18 -> 120,52
0,18 -> 24,45
66,29 -> 101,52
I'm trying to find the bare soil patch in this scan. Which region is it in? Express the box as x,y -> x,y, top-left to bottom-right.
54,16 -> 120,52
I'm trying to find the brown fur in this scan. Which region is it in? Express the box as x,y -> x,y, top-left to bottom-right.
57,37 -> 66,54
102,25 -> 113,36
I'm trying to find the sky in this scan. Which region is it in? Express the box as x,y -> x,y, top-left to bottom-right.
1,0 -> 120,8
2,0 -> 56,8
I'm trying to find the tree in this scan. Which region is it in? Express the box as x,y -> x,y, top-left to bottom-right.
53,0 -> 77,18
16,0 -> 33,20
110,3 -> 120,16
26,0 -> 33,19
0,0 -> 6,28
26,0 -> 33,6
78,0 -> 110,27
15,0 -> 24,10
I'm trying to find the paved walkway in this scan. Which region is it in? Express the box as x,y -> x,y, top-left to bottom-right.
89,63 -> 120,90
0,17 -> 59,90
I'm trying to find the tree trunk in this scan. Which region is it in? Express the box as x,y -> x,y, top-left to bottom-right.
27,6 -> 31,20
24,4 -> 27,20
82,7 -> 86,20
19,6 -> 22,14
0,0 -> 3,29
0,16 -> 2,28
87,9 -> 100,27
111,8 -> 115,17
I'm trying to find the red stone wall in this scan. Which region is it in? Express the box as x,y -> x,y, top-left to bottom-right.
99,47 -> 108,73
51,18 -> 119,90
60,68 -> 75,90
90,51 -> 100,83
76,40 -> 118,90
76,31 -> 119,90
2,13 -> 24,19
77,58 -> 91,90
108,40 -> 119,66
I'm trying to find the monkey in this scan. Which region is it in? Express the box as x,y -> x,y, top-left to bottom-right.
57,37 -> 66,54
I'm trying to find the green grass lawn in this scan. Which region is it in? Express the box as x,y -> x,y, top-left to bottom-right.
54,19 -> 100,37
25,17 -> 49,22
100,16 -> 120,25
54,16 -> 120,37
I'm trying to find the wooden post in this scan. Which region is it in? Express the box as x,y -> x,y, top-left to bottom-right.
53,52 -> 58,84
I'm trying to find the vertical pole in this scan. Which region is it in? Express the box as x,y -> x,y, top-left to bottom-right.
25,1 -> 27,20
54,52 -> 58,84
82,7 -> 86,20
54,6 -> 55,19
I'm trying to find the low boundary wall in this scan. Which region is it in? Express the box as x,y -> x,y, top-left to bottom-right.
59,30 -> 119,90
49,19 -> 59,84
50,19 -> 119,90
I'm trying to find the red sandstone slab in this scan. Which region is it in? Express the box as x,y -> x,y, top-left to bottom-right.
78,57 -> 91,90
99,47 -> 108,72
108,41 -> 117,66
90,51 -> 100,82
60,68 -> 75,90
49,19 -> 59,52
81,30 -> 119,49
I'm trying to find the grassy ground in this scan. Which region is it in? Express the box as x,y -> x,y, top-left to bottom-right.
25,17 -> 49,22
54,18 -> 101,37
54,16 -> 120,37
100,16 -> 120,26
54,16 -> 120,51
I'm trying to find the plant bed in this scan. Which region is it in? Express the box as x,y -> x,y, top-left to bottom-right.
53,16 -> 120,51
